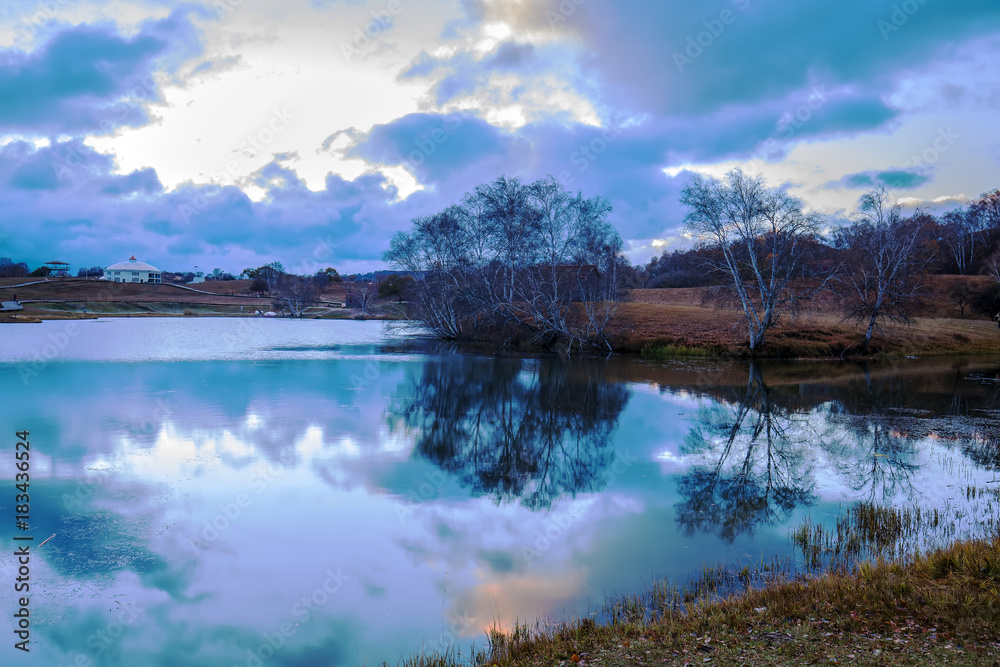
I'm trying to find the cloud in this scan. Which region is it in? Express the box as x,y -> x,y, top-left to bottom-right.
828,168 -> 931,191
484,41 -> 535,70
187,54 -> 243,79
6,138 -> 109,189
0,7 -> 207,136
399,37 -> 583,113
346,112 -> 513,182
0,114 -> 691,274
1,0 -> 995,273
520,0 -> 1000,116
0,139 -> 427,274
100,167 -> 164,195
426,0 -> 999,155
343,111 -> 690,242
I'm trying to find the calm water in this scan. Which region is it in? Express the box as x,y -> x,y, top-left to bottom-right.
1,318 -> 999,666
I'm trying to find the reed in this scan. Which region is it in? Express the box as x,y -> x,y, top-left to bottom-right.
389,498 -> 1000,666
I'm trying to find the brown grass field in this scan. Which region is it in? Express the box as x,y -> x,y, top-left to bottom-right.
3,275 -> 1000,357
610,275 -> 1000,358
0,277 -> 353,322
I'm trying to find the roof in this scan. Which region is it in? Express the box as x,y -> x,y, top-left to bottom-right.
106,258 -> 161,272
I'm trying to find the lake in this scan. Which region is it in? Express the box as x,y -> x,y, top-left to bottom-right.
1,318 -> 999,666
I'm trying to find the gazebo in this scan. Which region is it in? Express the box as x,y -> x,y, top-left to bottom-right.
43,261 -> 70,277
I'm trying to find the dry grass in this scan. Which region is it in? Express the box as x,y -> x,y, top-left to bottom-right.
394,503 -> 1000,667
0,277 -> 352,320
5,277 -> 1000,358
614,277 -> 1000,358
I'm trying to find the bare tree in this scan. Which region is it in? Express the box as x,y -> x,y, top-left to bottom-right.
940,207 -> 985,275
971,189 -> 1000,230
255,261 -> 286,293
346,278 -> 379,318
681,168 -> 824,352
676,363 -> 817,542
985,250 -> 1000,285
475,176 -> 542,304
949,282 -> 977,318
0,258 -> 30,278
390,355 -> 629,510
835,186 -> 930,351
384,176 -> 623,351
826,367 -> 918,502
511,178 -> 621,351
274,274 -> 320,317
384,209 -> 474,338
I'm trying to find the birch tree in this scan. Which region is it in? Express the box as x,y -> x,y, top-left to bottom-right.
835,186 -> 930,352
940,207 -> 985,275
681,168 -> 823,352
274,274 -> 320,317
384,176 -> 623,351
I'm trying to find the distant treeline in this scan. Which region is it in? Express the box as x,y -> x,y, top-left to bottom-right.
643,187 -> 1000,289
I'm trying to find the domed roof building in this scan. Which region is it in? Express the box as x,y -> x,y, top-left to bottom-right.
102,256 -> 162,284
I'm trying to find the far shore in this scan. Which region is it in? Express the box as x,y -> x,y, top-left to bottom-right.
3,276 -> 1000,359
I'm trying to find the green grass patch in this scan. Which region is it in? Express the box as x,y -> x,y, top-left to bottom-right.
640,343 -> 717,360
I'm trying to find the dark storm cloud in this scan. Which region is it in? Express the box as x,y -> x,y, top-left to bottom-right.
0,6 -> 207,135
515,0 -> 1000,118
830,168 -> 932,191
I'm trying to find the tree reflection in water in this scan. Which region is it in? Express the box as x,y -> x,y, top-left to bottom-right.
675,363 -> 818,542
956,372 -> 1000,471
829,367 -> 918,502
392,356 -> 630,510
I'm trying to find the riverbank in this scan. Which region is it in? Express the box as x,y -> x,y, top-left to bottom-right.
4,277 -> 1000,358
492,536 -> 999,666
611,302 -> 1000,359
398,514 -> 1000,666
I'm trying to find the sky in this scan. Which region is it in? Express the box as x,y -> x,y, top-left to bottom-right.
0,0 -> 998,275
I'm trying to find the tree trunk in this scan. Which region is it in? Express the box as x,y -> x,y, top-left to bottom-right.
863,314 -> 877,351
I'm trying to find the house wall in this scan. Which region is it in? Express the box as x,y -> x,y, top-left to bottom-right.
103,270 -> 162,283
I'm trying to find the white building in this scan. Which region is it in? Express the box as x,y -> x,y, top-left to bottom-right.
103,256 -> 162,283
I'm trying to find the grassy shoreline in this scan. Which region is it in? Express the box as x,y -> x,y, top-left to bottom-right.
5,306 -> 1000,360
397,500 -> 1000,667
4,278 -> 1000,359
468,536 -> 1000,666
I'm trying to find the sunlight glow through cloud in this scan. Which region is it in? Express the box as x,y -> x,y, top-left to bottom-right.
0,0 -> 997,273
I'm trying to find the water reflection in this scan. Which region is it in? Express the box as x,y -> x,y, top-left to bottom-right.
392,356 -> 630,510
828,368 -> 919,501
675,363 -> 817,542
670,360 -> 1000,541
2,319 -> 1000,666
